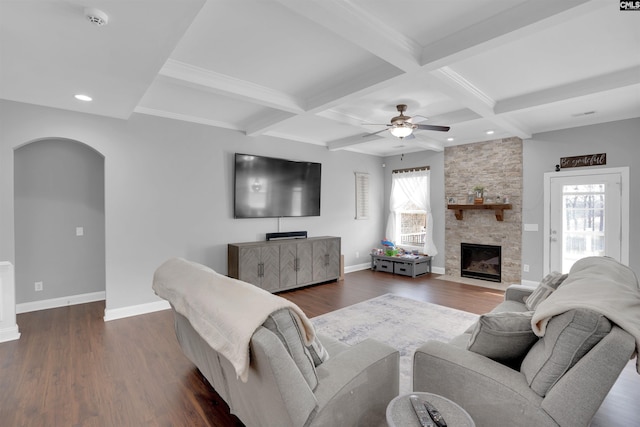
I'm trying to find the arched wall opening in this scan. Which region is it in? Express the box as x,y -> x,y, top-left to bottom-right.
14,138 -> 105,312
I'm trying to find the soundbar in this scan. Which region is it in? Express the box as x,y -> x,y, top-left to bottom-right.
266,231 -> 308,241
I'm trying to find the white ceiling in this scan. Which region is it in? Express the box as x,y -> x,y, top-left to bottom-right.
1,0 -> 639,157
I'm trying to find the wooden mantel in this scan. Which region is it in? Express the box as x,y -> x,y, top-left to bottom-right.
448,204 -> 512,221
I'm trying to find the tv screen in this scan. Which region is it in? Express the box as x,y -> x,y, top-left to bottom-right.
234,153 -> 321,218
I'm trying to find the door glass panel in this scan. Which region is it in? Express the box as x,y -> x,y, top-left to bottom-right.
561,184 -> 606,272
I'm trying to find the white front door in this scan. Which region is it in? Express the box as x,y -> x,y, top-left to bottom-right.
544,168 -> 629,274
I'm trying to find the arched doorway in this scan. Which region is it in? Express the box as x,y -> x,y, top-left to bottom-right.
14,138 -> 105,312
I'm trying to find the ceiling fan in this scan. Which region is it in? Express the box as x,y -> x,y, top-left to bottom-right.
363,104 -> 450,139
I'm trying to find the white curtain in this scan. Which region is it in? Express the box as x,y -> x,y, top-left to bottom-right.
385,169 -> 438,256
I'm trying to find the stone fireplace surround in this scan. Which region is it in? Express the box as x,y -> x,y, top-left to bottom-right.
444,137 -> 523,289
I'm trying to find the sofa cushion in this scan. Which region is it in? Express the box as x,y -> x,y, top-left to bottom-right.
467,311 -> 538,365
521,309 -> 612,396
262,309 -> 318,390
525,271 -> 568,310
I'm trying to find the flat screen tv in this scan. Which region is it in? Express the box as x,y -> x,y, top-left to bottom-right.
234,153 -> 321,218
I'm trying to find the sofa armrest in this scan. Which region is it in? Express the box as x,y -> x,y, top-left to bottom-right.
504,284 -> 535,304
542,326 -> 635,427
413,340 -> 557,426
309,338 -> 399,427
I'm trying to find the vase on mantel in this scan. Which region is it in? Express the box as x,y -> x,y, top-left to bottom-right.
473,188 -> 484,204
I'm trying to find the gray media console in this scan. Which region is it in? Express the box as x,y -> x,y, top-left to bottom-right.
228,236 -> 340,292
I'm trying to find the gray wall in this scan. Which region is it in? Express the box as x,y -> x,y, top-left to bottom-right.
0,100 -> 385,314
521,118 -> 640,281
382,151 -> 445,272
14,139 -> 105,303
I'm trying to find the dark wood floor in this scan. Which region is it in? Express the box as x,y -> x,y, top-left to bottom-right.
0,270 -> 637,426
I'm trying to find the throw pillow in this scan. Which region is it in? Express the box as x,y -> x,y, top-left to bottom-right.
467,311 -> 538,365
525,271 -> 568,310
262,309 -> 318,390
521,309 -> 612,397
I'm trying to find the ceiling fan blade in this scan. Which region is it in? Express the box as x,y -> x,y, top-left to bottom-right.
407,115 -> 428,124
362,123 -> 392,126
403,133 -> 416,140
415,124 -> 450,132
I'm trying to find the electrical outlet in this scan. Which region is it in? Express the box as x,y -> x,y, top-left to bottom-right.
35,281 -> 43,291
523,264 -> 530,272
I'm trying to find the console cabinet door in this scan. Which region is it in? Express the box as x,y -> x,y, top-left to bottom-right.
312,238 -> 340,282
296,241 -> 313,284
280,241 -> 313,289
238,246 -> 279,291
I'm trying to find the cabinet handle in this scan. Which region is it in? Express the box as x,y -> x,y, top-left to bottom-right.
258,262 -> 264,277
294,257 -> 299,271
324,254 -> 329,266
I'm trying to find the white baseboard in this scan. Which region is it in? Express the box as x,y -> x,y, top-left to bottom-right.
103,299 -> 170,322
0,325 -> 21,342
16,291 -> 106,314
345,262 -> 371,273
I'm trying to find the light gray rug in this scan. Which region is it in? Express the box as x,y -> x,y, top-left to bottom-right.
311,293 -> 478,393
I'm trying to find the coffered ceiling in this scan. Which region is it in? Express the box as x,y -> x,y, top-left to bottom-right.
1,0 -> 639,156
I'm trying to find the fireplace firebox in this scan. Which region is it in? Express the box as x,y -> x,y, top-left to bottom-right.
461,243 -> 501,282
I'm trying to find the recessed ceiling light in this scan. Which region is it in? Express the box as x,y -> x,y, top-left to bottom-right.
447,137 -> 454,142
485,130 -> 495,135
74,94 -> 92,102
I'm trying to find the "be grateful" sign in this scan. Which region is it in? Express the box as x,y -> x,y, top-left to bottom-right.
560,153 -> 607,169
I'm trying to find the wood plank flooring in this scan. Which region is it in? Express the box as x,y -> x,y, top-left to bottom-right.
0,270 -> 637,426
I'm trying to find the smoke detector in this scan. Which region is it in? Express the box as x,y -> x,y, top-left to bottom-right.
85,8 -> 109,26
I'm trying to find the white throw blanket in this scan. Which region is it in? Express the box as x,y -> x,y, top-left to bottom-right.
531,257 -> 640,373
152,257 -> 316,382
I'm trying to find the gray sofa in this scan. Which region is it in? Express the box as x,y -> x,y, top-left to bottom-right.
153,258 -> 399,427
413,257 -> 638,427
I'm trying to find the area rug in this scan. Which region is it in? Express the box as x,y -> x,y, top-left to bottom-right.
311,293 -> 478,394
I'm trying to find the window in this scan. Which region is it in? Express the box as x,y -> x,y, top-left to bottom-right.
385,167 -> 438,256
397,204 -> 426,246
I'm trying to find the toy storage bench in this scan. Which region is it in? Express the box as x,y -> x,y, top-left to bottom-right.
370,254 -> 432,278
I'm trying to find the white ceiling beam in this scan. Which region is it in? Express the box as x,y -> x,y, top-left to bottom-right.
275,0 -> 422,72
326,134 -> 382,151
420,0 -> 603,70
160,59 -> 305,114
262,131 -> 327,146
495,66 -> 640,114
429,67 -> 532,139
243,110 -> 298,137
133,106 -> 242,131
412,137 -> 445,152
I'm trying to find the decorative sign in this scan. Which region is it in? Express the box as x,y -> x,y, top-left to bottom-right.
560,153 -> 606,169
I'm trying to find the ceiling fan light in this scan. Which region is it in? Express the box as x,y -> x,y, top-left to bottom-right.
390,125 -> 413,138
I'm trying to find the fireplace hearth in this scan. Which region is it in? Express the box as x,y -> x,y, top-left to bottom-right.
461,243 -> 501,282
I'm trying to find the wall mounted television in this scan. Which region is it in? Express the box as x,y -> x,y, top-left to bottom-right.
234,153 -> 322,218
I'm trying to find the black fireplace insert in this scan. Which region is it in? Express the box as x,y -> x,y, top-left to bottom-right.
461,243 -> 501,282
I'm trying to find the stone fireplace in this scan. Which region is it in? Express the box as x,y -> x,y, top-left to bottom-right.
444,137 -> 523,289
461,243 -> 501,282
